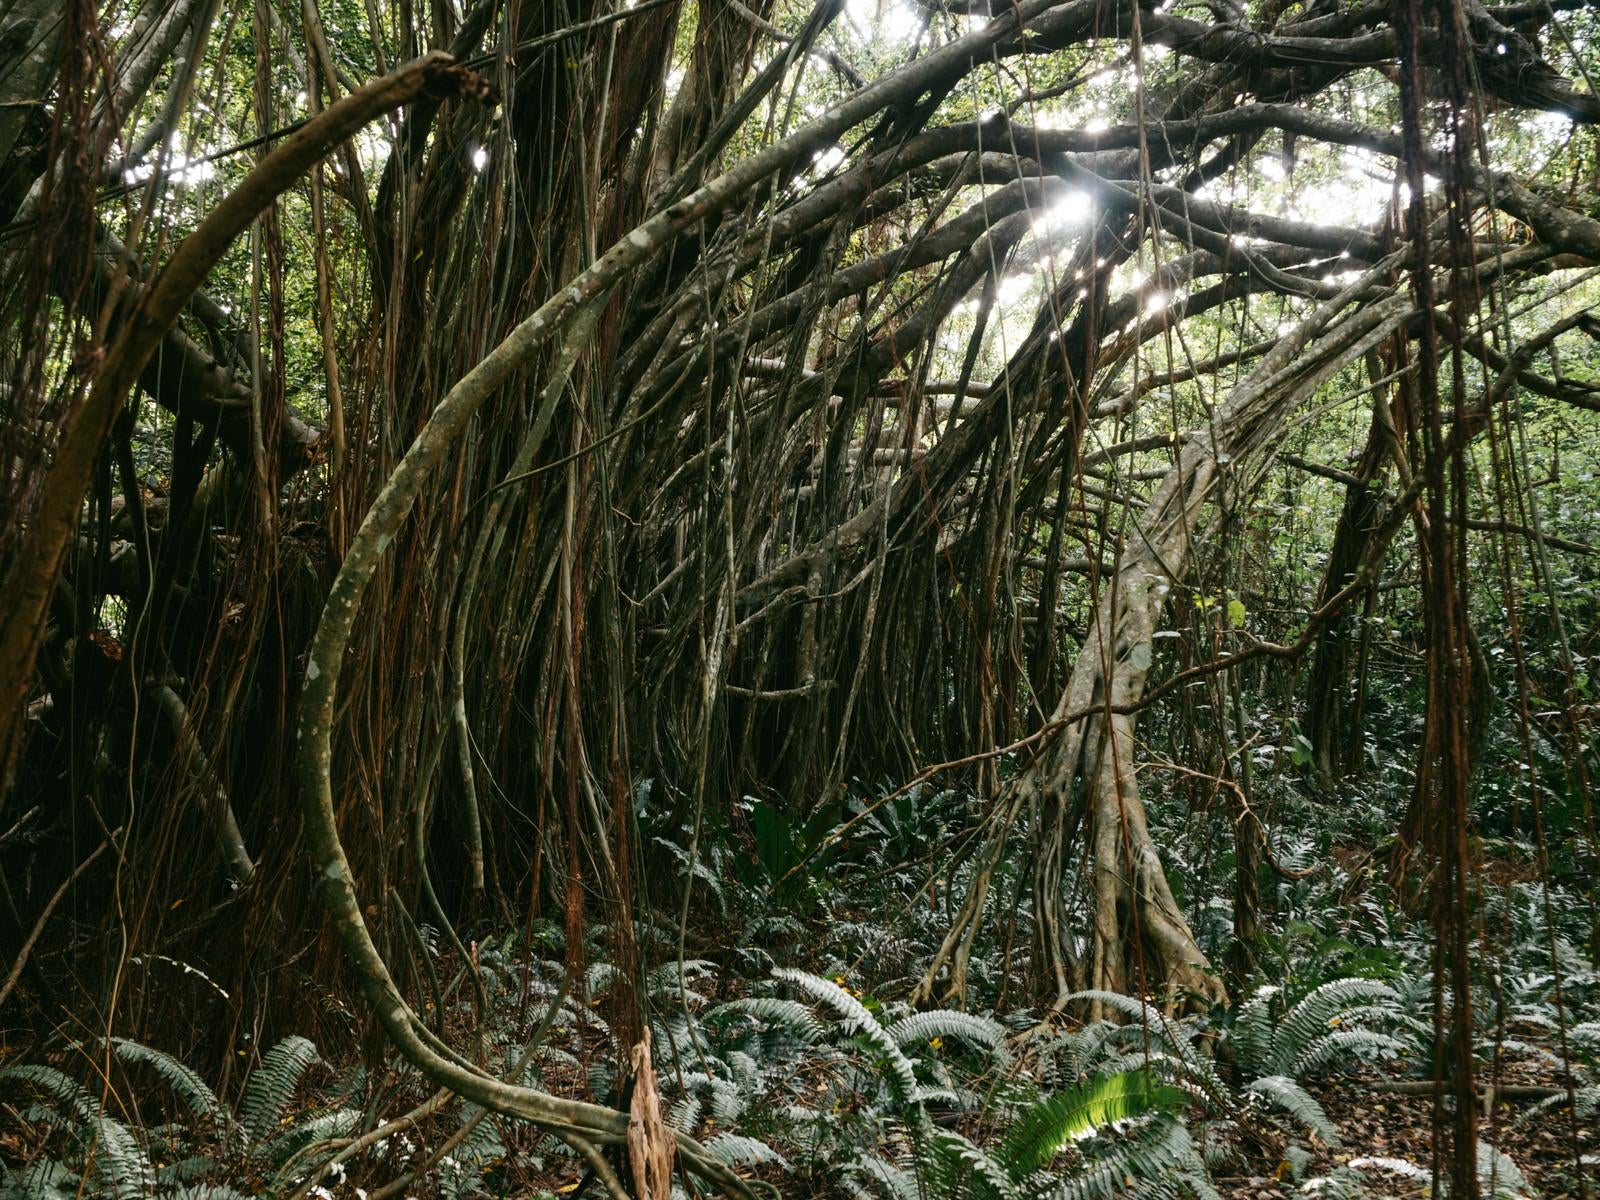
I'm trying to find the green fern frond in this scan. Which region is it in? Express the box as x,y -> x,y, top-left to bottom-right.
1243,1075 -> 1338,1144
707,1077 -> 748,1125
772,968 -> 879,1034
1025,1112 -> 1203,1200
0,1066 -> 94,1120
1232,987 -> 1280,1079
773,968 -> 918,1102
851,1152 -> 922,1200
668,1094 -> 703,1133
239,1035 -> 320,1142
586,961 -> 620,994
85,1114 -> 156,1198
1277,979 -> 1398,1056
1064,991 -> 1162,1029
1131,1167 -> 1221,1200
109,1039 -> 225,1128
1289,1030 -> 1405,1077
588,1060 -> 615,1104
916,1085 -> 983,1110
1043,1023 -> 1123,1086
1063,992 -> 1197,1064
726,1049 -> 762,1087
531,1044 -> 581,1071
705,997 -> 824,1044
0,1158 -> 78,1198
1512,1081 -> 1600,1127
840,1176 -> 884,1200
1001,1071 -> 1185,1180
1477,1141 -> 1529,1200
1091,1051 -> 1229,1112
887,1010 -> 1007,1057
155,1154 -> 219,1186
259,1106 -> 362,1171
703,1133 -> 790,1170
921,1126 -> 1018,1200
438,1110 -> 508,1200
1576,1085 -> 1598,1120
647,960 -> 714,990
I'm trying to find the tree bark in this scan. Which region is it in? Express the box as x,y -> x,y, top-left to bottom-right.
918,280 -> 1415,1012
0,51 -> 477,785
0,0 -> 64,176
1304,349 -> 1405,785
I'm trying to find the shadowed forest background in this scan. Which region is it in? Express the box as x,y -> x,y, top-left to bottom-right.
1,0 -> 1599,1194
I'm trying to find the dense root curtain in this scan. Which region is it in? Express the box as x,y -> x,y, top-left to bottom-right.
293,0 -> 1073,1179
918,275 -> 1417,1014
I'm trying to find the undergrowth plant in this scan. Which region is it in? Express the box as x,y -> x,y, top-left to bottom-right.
0,1035 -> 332,1198
655,968 -> 1219,1200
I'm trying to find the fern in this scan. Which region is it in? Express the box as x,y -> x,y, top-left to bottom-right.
1226,978 -> 1405,1085
726,1049 -> 762,1088
1064,991 -> 1167,1034
915,1085 -> 982,1111
704,996 -> 825,1044
154,1156 -> 219,1187
586,960 -> 621,995
85,1114 -> 157,1198
1577,1084 -> 1599,1120
1062,993 -> 1202,1068
259,1106 -> 363,1177
668,1093 -> 704,1133
1288,1029 -> 1405,1077
887,1010 -> 1007,1057
1026,1112 -> 1205,1200
0,1065 -> 159,1198
771,968 -> 879,1035
1091,1050 -> 1230,1114
1232,987 -> 1279,1080
773,968 -> 918,1102
0,1066 -> 96,1122
703,1133 -> 791,1170
647,959 -> 715,990
109,1040 -> 225,1130
1242,1076 -> 1337,1145
1041,1023 -> 1123,1087
438,1105 -> 509,1200
238,1035 -> 319,1141
706,1077 -> 748,1125
850,1152 -> 922,1200
1273,979 -> 1401,1068
1131,1168 -> 1222,1200
1477,1142 -> 1529,1200
919,1126 -> 1018,1200
0,1159 -> 78,1199
1001,1071 -> 1186,1180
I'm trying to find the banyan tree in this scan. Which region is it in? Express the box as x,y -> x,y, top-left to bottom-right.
3,0 -> 1599,1177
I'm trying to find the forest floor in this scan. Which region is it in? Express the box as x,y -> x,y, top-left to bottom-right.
1214,1061 -> 1599,1200
5,998 -> 1597,1198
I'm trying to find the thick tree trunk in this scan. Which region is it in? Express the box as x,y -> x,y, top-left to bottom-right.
0,0 -> 63,177
1304,351 -> 1404,786
918,280 -> 1415,1012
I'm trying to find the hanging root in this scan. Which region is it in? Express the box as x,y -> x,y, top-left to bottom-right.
919,273 -> 1416,1015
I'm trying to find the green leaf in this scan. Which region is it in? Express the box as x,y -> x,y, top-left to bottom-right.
999,1070 -> 1184,1179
